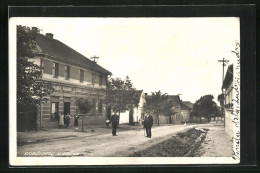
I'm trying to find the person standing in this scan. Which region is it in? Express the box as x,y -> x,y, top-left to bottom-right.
74,113 -> 79,129
110,109 -> 119,136
144,111 -> 153,138
58,112 -> 64,128
65,113 -> 71,129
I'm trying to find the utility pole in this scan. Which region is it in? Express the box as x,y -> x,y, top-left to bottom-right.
91,56 -> 99,91
218,58 -> 229,127
218,58 -> 229,87
90,56 -> 99,117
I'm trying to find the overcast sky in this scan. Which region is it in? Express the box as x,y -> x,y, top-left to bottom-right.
11,17 -> 240,103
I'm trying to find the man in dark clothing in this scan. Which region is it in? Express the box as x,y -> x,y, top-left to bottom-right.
144,112 -> 153,138
110,110 -> 119,136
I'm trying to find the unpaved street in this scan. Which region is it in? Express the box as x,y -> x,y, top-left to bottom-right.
18,124 -> 194,157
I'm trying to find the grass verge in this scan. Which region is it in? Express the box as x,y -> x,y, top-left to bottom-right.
130,127 -> 208,157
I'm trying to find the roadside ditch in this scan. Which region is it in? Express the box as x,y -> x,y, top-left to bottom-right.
130,127 -> 209,157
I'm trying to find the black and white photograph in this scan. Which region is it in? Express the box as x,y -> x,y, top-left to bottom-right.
9,16 -> 241,165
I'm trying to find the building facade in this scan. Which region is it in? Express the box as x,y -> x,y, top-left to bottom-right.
114,90 -> 146,125
222,64 -> 233,137
181,101 -> 193,123
30,28 -> 112,128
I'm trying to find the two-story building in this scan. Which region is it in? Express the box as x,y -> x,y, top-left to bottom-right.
222,64 -> 233,137
30,27 -> 112,128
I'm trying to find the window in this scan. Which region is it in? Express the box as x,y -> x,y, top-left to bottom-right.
98,100 -> 103,113
92,99 -> 96,114
92,72 -> 95,85
53,62 -> 59,78
65,65 -> 70,80
80,69 -> 84,83
99,75 -> 102,86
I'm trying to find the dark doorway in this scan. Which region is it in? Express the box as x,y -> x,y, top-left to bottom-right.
107,106 -> 111,119
64,102 -> 70,115
51,102 -> 59,120
129,108 -> 133,125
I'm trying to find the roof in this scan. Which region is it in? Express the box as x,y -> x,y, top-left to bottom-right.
167,95 -> 181,105
222,64 -> 233,89
145,95 -> 181,105
35,33 -> 112,75
181,102 -> 192,110
182,101 -> 193,109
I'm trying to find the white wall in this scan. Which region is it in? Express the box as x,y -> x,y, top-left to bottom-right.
225,109 -> 233,137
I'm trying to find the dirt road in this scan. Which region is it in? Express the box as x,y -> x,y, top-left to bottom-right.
18,124 -> 194,157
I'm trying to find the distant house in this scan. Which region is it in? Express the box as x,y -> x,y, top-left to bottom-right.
167,95 -> 182,124
181,101 -> 193,123
118,90 -> 146,125
222,64 -> 233,137
24,27 -> 112,128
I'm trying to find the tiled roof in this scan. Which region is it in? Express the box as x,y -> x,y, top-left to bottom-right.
181,102 -> 192,110
35,33 -> 112,75
182,101 -> 193,109
167,95 -> 181,105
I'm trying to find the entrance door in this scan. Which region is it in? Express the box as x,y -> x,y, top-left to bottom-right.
51,102 -> 59,120
64,102 -> 70,115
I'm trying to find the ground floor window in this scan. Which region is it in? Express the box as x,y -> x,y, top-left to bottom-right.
51,102 -> 59,120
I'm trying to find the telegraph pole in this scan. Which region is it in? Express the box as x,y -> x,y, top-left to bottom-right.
218,58 -> 229,127
90,56 -> 99,117
91,56 -> 99,91
218,58 -> 229,86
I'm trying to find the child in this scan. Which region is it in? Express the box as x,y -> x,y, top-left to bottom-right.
74,114 -> 79,129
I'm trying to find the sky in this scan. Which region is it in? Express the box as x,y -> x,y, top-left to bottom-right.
11,17 -> 240,104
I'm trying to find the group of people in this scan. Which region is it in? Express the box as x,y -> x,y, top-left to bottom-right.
58,112 -> 79,129
109,109 -> 153,138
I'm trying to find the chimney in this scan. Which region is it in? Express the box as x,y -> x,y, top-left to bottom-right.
46,33 -> 53,39
32,27 -> 39,33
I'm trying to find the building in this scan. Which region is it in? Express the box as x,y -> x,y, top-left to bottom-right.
29,27 -> 112,128
114,90 -> 146,125
181,101 -> 193,123
222,64 -> 233,137
167,95 -> 182,124
145,95 -> 183,124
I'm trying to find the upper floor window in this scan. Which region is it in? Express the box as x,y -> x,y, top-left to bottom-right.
53,62 -> 59,78
80,69 -> 84,83
65,65 -> 70,80
99,75 -> 102,86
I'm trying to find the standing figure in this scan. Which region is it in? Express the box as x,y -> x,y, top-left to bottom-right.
110,109 -> 119,136
144,111 -> 153,138
74,114 -> 79,129
58,112 -> 64,128
65,113 -> 71,129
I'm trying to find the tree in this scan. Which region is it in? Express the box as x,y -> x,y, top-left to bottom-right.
75,98 -> 92,114
17,25 -> 54,106
145,91 -> 172,126
192,94 -> 217,123
75,98 -> 92,131
106,76 -> 138,126
217,93 -> 225,119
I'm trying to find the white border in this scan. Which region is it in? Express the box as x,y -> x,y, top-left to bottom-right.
9,17 -> 240,166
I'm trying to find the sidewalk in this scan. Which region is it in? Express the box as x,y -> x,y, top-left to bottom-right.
195,122 -> 233,157
17,124 -> 144,145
